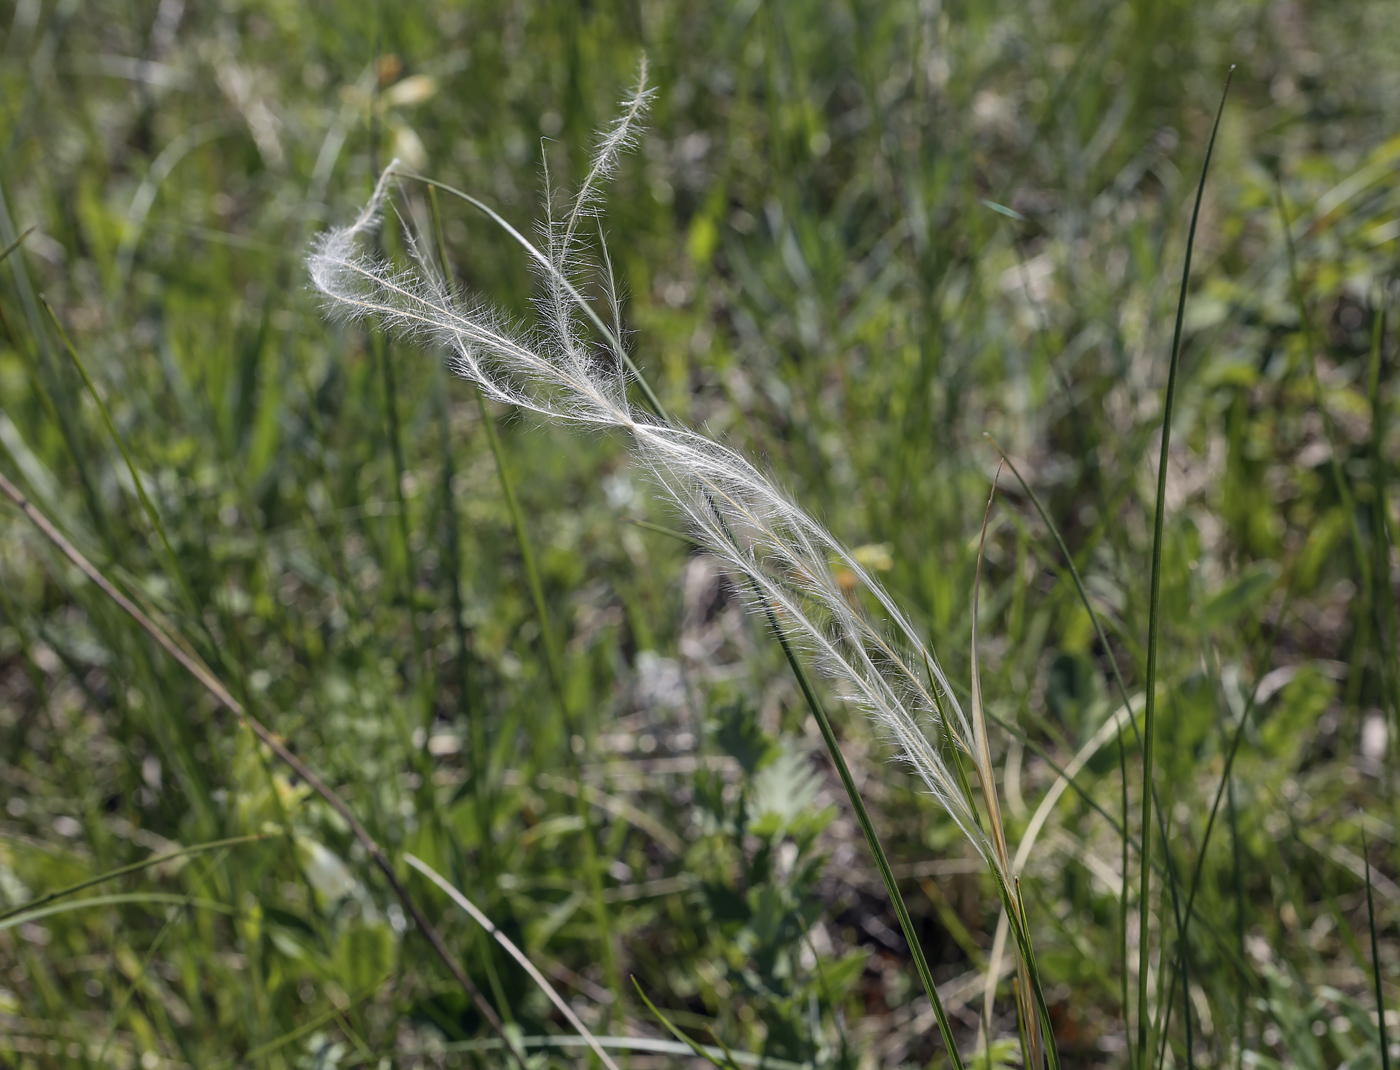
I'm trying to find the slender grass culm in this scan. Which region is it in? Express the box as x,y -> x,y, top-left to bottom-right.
1137,66 -> 1233,1070
309,66 -> 1053,1066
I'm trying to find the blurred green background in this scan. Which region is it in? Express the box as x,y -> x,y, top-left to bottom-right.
0,0 -> 1398,1066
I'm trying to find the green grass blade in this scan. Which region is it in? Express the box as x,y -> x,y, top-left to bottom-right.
0,891 -> 236,931
1137,66 -> 1234,1070
407,853 -> 622,1070
632,977 -> 742,1070
40,297 -> 198,609
0,224 -> 34,266
0,833 -> 266,922
1364,822 -> 1392,1070
95,849 -> 231,1064
373,329 -> 432,733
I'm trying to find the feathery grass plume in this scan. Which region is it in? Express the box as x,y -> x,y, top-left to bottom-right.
308,59 -> 1014,935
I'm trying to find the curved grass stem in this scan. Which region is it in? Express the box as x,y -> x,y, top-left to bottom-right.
1138,65 -> 1234,1070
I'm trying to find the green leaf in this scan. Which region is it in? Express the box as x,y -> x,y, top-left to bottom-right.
1202,561 -> 1280,627
1261,665 -> 1333,763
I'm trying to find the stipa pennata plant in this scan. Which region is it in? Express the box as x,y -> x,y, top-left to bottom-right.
309,64 -> 1055,1069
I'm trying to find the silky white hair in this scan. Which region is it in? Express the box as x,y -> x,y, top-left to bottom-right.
307,66 -> 1006,884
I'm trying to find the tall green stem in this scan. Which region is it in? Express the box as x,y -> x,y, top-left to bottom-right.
1137,67 -> 1233,1069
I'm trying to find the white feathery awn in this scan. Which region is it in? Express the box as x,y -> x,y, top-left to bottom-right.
308,63 -> 1039,1054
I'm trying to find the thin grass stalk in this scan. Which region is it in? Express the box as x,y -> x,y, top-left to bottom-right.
38,294 -> 275,740
40,299 -> 198,607
1152,583 -> 1295,1061
1366,304 -> 1400,795
987,438 -> 1133,1058
632,979 -> 744,1070
434,389 -> 517,1025
1363,823 -> 1392,1070
426,176 -> 574,1026
0,224 -> 34,265
1138,66 -> 1233,1070
970,468 -> 1049,1069
212,982 -> 384,1070
373,329 -> 433,736
427,186 -> 495,850
1152,791 -> 1194,1070
0,182 -> 56,372
0,469 -> 530,1070
0,553 -> 58,754
1229,767 -> 1246,1070
1276,187 -> 1371,596
989,441 -> 1196,1061
2,289 -> 114,553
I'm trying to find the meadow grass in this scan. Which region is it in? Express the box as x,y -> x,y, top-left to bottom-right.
0,1 -> 1398,1068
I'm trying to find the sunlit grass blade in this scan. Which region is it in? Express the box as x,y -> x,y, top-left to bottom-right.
1138,65 -> 1234,1070
406,853 -> 622,1070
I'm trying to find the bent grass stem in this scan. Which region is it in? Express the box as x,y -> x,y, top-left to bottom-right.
0,468 -> 529,1070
